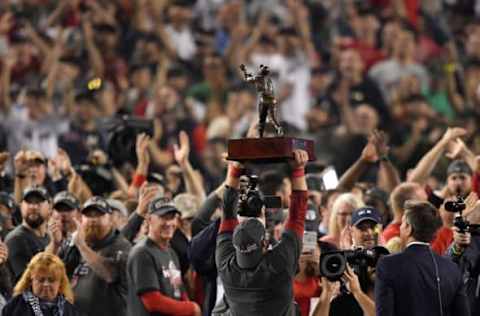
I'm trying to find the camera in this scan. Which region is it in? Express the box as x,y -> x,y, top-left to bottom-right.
444,196 -> 480,234
103,116 -> 153,167
238,175 -> 282,217
320,246 -> 389,282
74,163 -> 114,196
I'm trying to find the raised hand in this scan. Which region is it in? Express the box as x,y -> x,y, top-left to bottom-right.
136,133 -> 151,169
48,213 -> 63,246
289,149 -> 309,170
360,141 -> 378,163
136,182 -> 163,217
441,127 -> 467,144
371,130 -> 390,158
14,150 -> 31,176
72,217 -> 86,248
174,131 -> 190,168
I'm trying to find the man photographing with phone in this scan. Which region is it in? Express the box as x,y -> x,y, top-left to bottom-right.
215,149 -> 308,316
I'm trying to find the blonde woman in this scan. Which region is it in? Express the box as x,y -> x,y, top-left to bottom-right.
2,252 -> 79,316
320,193 -> 364,248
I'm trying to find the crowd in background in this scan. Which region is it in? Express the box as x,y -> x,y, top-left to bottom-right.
0,0 -> 479,316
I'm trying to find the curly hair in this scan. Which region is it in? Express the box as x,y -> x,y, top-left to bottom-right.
13,252 -> 74,303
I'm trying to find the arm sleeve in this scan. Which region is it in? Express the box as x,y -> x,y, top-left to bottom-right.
268,191 -> 308,276
218,186 -> 239,233
374,258 -> 395,316
120,213 -> 145,242
140,291 -> 196,316
192,192 -> 222,236
284,190 -> 308,239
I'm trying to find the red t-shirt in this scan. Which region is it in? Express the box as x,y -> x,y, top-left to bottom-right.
431,226 -> 453,256
382,222 -> 401,243
293,277 -> 321,316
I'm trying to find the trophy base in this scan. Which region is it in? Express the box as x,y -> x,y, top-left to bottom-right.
227,137 -> 316,163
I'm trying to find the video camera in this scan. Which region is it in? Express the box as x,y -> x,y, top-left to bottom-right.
103,116 -> 153,167
320,246 -> 389,282
237,175 -> 282,217
444,196 -> 480,234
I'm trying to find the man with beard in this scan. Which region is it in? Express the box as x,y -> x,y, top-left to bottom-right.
126,197 -> 201,316
375,201 -> 470,316
5,186 -> 52,281
58,196 -> 131,316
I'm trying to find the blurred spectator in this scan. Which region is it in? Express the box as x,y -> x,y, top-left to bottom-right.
126,197 -> 200,316
4,252 -> 79,316
56,196 -> 131,316
5,186 -> 52,282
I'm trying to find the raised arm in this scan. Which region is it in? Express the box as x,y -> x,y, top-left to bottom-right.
408,127 -> 467,184
285,150 -> 309,238
337,140 -> 377,191
174,131 -> 206,201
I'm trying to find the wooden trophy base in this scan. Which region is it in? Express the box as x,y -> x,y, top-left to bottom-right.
227,137 -> 316,163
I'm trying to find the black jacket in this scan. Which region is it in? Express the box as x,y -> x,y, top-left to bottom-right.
375,243 -> 470,316
448,234 -> 480,315
2,294 -> 80,316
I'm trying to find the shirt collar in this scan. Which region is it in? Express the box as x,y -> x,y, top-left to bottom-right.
406,241 -> 430,248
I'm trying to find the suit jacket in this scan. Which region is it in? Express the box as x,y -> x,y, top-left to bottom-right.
375,243 -> 470,316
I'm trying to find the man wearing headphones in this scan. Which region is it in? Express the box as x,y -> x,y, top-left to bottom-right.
375,200 -> 470,316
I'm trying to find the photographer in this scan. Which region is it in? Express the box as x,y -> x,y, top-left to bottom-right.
215,149 -> 308,316
447,222 -> 480,315
315,207 -> 383,316
376,200 -> 470,316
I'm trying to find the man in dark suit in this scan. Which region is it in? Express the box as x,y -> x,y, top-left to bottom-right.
375,200 -> 470,316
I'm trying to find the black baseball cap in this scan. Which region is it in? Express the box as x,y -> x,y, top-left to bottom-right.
53,191 -> 80,211
22,186 -> 50,202
233,218 -> 265,269
351,207 -> 381,227
447,160 -> 472,176
0,192 -> 15,210
81,196 -> 112,214
149,197 -> 180,217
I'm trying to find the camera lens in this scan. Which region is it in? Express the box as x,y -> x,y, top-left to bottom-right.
320,252 -> 346,281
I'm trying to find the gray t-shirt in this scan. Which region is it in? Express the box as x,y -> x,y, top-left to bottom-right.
61,230 -> 131,316
126,237 -> 186,316
5,225 -> 50,281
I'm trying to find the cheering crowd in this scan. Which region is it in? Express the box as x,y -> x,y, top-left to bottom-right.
1,0 -> 480,315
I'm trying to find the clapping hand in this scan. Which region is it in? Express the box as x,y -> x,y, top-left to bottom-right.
174,131 -> 190,168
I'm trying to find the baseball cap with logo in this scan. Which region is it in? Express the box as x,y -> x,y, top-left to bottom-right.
53,191 -> 80,211
447,160 -> 472,176
351,206 -> 381,227
107,199 -> 129,217
233,218 -> 265,269
81,196 -> 111,214
149,197 -> 180,217
173,193 -> 199,219
22,186 -> 50,202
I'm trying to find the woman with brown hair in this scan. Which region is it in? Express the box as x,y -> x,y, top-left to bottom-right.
2,252 -> 79,316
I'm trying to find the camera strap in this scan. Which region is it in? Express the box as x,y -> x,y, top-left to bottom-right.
429,248 -> 444,316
